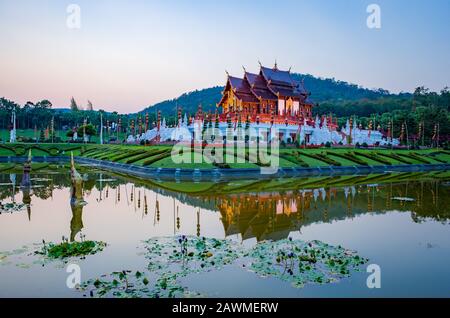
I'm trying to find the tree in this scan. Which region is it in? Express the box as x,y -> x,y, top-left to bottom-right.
77,123 -> 97,140
36,100 -> 52,109
86,100 -> 93,111
39,129 -> 45,142
70,97 -> 80,111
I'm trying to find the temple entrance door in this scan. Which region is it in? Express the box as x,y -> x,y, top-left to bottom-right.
286,98 -> 293,116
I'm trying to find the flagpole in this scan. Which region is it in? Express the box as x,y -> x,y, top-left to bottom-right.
100,112 -> 103,145
391,117 -> 394,150
437,123 -> 440,150
422,121 -> 425,147
51,116 -> 54,144
405,121 -> 409,150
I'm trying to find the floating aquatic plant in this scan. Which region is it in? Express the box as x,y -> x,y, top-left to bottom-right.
0,202 -> 26,214
244,238 -> 369,288
0,235 -> 370,297
36,238 -> 106,259
79,236 -> 243,298
144,236 -> 244,273
78,269 -> 203,298
79,236 -> 368,298
80,270 -> 152,298
0,253 -> 8,264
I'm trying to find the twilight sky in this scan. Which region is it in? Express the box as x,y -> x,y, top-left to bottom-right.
0,0 -> 449,113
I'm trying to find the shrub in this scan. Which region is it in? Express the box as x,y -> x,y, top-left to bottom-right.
353,151 -> 391,165
0,145 -> 15,155
14,146 -> 26,156
213,162 -> 231,169
37,240 -> 106,259
326,151 -> 368,166
398,152 -> 430,164
48,148 -> 60,156
142,152 -> 172,166
110,150 -> 146,162
281,152 -> 309,167
376,152 -> 412,164
298,151 -> 341,166
126,149 -> 170,164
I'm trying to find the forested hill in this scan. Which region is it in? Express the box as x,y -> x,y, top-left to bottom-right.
141,86 -> 223,117
140,73 -> 408,116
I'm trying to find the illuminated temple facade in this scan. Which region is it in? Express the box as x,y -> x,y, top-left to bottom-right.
218,63 -> 313,124
126,62 -> 399,146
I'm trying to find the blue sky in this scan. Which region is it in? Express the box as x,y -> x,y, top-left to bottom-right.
0,0 -> 449,112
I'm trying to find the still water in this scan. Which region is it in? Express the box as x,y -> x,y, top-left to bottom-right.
0,167 -> 449,297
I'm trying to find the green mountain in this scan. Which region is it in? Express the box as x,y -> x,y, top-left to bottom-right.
140,73 -> 410,117
141,86 -> 223,117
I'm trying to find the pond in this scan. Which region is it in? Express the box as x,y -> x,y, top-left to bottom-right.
0,165 -> 449,297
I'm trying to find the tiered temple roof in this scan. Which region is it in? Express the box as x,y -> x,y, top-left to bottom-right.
260,66 -> 308,99
218,62 -> 311,108
227,76 -> 259,103
245,72 -> 278,101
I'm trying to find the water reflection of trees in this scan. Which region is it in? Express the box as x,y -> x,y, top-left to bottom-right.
0,172 -> 124,201
0,171 -> 449,242
213,181 -> 449,241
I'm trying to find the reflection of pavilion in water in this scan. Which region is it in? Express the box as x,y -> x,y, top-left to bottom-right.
215,182 -> 448,241
1,168 -> 448,242
49,179 -> 450,242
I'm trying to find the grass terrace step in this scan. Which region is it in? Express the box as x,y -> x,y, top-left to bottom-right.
353,151 -> 392,165
325,151 -> 369,166
297,151 -> 341,166
376,152 -> 413,165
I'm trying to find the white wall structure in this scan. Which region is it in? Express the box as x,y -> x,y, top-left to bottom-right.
293,101 -> 300,116
10,109 -> 16,143
126,113 -> 398,146
278,99 -> 285,116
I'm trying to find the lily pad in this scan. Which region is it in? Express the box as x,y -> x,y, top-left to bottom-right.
79,236 -> 368,298
79,236 -> 242,298
243,239 -> 369,288
0,202 -> 26,214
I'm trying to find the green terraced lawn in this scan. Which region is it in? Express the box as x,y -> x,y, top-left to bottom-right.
0,129 -> 128,144
1,143 -> 449,169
